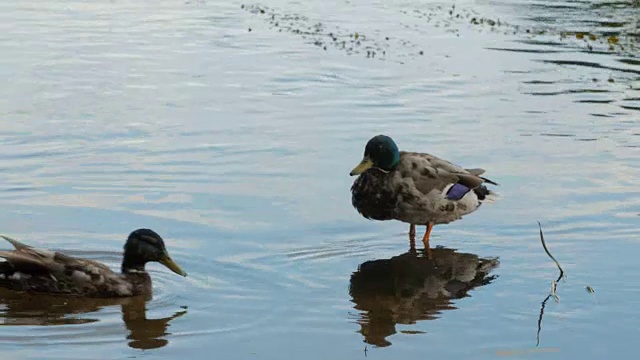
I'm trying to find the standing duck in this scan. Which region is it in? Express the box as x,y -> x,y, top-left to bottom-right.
349,135 -> 498,249
0,228 -> 186,298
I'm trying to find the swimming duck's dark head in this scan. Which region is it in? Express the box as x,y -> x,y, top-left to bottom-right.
350,135 -> 400,176
122,228 -> 187,277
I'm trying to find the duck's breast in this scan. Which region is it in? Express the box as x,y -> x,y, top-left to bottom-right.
351,170 -> 397,221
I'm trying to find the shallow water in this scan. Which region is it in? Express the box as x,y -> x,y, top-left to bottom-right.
0,0 -> 639,358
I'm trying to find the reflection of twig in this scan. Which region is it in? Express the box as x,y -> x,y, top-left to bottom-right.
536,222 -> 565,347
536,293 -> 551,346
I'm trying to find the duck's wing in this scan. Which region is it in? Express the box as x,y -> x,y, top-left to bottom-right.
1,235 -> 34,251
465,168 -> 498,186
0,235 -> 112,275
398,152 -> 498,197
0,235 -> 65,273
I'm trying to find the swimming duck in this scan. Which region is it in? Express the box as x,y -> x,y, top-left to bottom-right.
0,228 -> 187,298
349,135 -> 498,249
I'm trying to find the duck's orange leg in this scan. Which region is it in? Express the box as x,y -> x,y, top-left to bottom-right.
422,223 -> 434,247
423,223 -> 434,258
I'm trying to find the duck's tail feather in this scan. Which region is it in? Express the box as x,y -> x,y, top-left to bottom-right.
480,176 -> 499,186
473,185 -> 500,203
0,235 -> 32,251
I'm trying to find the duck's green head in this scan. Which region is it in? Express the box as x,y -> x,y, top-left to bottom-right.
122,228 -> 187,277
350,135 -> 400,176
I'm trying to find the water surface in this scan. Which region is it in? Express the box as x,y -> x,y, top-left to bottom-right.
0,0 -> 639,358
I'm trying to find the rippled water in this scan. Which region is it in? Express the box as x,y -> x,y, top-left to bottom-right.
0,0 -> 639,358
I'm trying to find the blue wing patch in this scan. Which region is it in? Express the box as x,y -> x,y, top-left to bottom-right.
446,183 -> 471,200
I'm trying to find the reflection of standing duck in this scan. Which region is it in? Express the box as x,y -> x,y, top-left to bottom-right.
349,247 -> 499,347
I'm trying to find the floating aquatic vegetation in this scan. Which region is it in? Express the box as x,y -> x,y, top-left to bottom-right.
242,3 -> 639,66
401,4 -> 639,57
241,4 -> 422,63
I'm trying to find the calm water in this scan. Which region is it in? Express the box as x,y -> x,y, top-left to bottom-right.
0,0 -> 639,358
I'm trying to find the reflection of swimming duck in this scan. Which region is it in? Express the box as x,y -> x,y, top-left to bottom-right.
350,135 -> 498,249
122,297 -> 187,350
0,288 -> 186,350
0,229 -> 186,297
349,247 -> 499,347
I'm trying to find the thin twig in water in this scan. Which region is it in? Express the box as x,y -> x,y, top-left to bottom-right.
536,222 -> 565,347
550,280 -> 559,302
537,221 -> 564,282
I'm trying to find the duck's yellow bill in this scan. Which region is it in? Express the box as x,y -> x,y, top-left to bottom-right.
160,255 -> 187,277
350,157 -> 373,176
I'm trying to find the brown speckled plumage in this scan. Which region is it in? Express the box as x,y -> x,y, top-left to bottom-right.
0,229 -> 186,298
352,151 -> 497,226
350,136 -> 498,245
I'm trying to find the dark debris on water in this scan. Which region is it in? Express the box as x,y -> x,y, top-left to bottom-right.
242,3 -> 639,66
241,4 -> 424,63
404,4 -> 639,57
